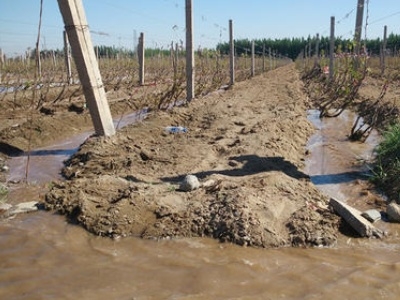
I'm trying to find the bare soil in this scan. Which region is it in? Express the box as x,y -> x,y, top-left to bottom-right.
1,63 -> 343,247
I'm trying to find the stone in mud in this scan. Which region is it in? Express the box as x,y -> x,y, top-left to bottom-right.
9,201 -> 39,216
179,175 -> 200,192
0,203 -> 12,213
330,198 -> 384,238
386,202 -> 400,223
361,209 -> 382,223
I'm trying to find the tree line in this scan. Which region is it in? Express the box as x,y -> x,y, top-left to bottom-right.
216,34 -> 400,60
22,33 -> 400,61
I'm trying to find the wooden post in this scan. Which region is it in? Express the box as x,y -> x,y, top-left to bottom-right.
170,41 -> 174,67
52,50 -> 57,69
251,40 -> 255,77
95,46 -> 99,60
133,30 -> 137,59
229,19 -> 235,86
185,0 -> 194,101
304,44 -> 308,60
381,25 -> 387,75
314,33 -> 320,66
269,47 -> 272,70
57,0 -> 115,137
63,30 -> 72,84
138,32 -> 145,85
35,0 -> 43,80
329,16 -> 335,81
354,0 -> 365,55
263,44 -> 265,73
0,48 -> 3,84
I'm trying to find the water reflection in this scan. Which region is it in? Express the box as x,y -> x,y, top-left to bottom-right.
305,109 -> 380,202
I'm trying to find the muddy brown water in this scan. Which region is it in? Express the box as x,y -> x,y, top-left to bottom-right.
2,111 -> 400,299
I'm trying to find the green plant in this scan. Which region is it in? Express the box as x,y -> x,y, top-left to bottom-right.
0,184 -> 8,203
371,123 -> 400,202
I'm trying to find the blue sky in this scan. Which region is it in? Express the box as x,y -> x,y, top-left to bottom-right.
1,0 -> 400,56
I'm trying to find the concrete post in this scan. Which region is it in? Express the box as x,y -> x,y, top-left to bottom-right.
269,47 -> 272,70
229,19 -> 235,86
314,33 -> 320,66
381,25 -> 387,75
63,30 -> 72,84
57,0 -> 115,136
251,40 -> 255,77
185,0 -> 194,101
0,48 -> 3,84
138,32 -> 145,85
329,16 -> 335,81
354,0 -> 365,55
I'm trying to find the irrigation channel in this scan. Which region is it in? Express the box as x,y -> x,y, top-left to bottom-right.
1,109 -> 400,299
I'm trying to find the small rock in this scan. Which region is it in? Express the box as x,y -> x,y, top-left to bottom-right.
179,175 -> 200,192
1,165 -> 9,172
387,202 -> 400,223
201,179 -> 221,192
228,160 -> 239,167
8,201 -> 39,216
361,209 -> 381,223
139,150 -> 152,161
0,203 -> 12,213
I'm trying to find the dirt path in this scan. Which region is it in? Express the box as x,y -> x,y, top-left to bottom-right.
41,63 -> 340,248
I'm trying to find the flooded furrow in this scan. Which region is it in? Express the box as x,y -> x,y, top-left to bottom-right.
305,109 -> 383,210
7,109 -> 148,184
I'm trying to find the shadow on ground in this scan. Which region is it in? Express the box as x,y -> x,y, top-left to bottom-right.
161,154 -> 310,183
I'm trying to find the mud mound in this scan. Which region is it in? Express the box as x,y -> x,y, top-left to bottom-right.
44,63 -> 340,247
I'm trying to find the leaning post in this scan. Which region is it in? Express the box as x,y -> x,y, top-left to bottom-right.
57,0 -> 115,136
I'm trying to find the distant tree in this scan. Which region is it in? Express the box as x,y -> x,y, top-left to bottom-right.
216,34 -> 400,60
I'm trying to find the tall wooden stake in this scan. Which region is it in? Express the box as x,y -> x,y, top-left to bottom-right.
185,0 -> 194,101
229,19 -> 235,86
57,0 -> 115,136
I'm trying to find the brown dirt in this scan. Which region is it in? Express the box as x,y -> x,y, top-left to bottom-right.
1,63 -> 342,248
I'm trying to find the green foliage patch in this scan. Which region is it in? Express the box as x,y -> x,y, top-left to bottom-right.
372,123 -> 400,203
